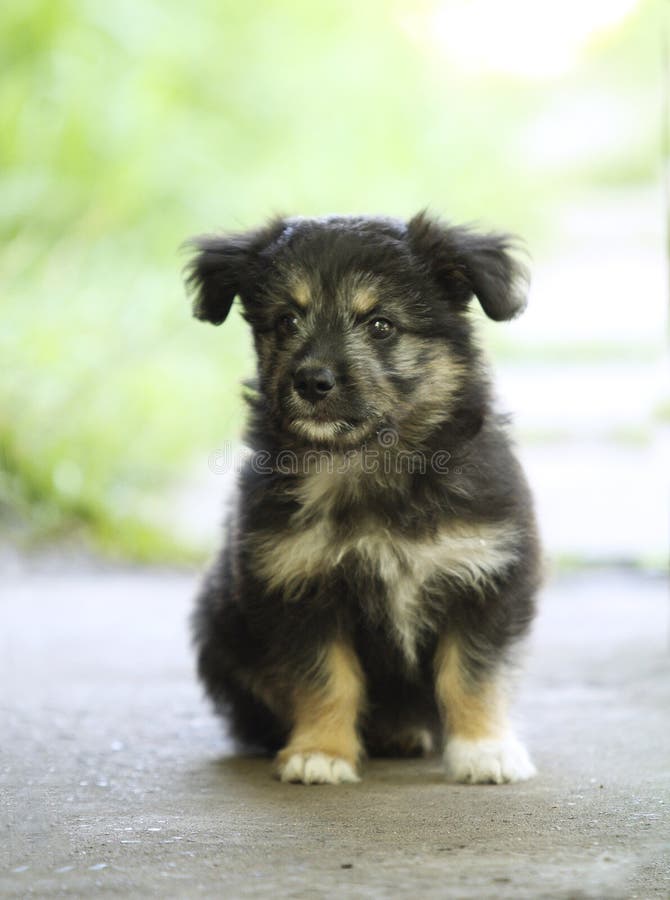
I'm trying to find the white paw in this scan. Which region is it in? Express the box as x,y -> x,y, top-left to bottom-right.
444,734 -> 536,784
278,752 -> 360,785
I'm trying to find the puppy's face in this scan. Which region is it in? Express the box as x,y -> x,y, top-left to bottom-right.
187,213 -> 527,448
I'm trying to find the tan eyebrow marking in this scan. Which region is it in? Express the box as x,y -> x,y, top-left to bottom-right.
290,276 -> 312,308
351,284 -> 379,316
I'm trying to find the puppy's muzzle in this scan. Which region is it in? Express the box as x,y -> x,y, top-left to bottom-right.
293,365 -> 336,403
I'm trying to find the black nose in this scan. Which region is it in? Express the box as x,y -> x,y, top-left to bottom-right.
293,366 -> 336,402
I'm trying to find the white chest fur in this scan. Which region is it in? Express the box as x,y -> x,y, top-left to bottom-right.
251,469 -> 519,664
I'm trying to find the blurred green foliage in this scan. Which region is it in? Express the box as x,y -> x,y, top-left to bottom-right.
0,0 -> 660,558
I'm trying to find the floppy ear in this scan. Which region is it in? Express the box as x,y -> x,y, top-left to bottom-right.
407,211 -> 529,321
184,219 -> 286,325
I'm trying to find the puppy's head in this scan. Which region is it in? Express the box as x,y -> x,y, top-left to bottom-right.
186,213 -> 528,448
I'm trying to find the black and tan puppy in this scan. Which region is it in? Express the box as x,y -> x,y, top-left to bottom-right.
186,212 -> 541,785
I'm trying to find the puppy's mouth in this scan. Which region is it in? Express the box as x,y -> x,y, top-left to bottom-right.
288,415 -> 377,446
279,384 -> 386,446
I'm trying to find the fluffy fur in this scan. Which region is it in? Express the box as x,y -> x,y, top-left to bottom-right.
185,212 -> 541,784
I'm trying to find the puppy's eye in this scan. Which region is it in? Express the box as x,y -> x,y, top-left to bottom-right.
368,318 -> 395,340
276,313 -> 299,336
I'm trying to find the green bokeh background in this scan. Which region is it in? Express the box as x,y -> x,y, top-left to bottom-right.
0,0 -> 660,560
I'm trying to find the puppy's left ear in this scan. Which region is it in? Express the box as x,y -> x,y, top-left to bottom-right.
184,219 -> 286,325
407,212 -> 529,321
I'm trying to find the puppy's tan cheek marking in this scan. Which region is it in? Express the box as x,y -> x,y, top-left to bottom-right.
434,637 -> 507,742
276,643 -> 365,768
421,346 -> 467,395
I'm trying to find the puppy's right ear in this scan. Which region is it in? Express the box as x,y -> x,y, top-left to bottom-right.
185,220 -> 286,325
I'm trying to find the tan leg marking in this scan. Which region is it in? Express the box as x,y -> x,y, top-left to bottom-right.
434,636 -> 507,741
276,643 -> 364,784
435,636 -> 536,784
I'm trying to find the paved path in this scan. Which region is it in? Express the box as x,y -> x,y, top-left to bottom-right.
2,564 -> 669,898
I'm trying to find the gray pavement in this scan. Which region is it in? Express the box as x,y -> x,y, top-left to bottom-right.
1,563 -> 669,898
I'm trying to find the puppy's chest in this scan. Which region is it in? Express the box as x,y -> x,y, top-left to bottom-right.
252,478 -> 518,664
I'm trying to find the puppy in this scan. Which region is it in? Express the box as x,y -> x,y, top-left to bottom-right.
185,212 -> 541,785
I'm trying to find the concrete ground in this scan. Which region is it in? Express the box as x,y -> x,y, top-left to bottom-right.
1,562 -> 669,899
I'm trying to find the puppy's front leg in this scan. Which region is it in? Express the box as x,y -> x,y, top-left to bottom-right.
276,642 -> 364,785
435,636 -> 536,784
